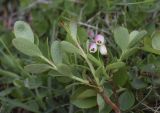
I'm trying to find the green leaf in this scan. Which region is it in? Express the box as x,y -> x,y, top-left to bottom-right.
152,32 -> 160,50
71,86 -> 96,99
97,94 -> 105,113
141,46 -> 160,55
77,89 -> 97,99
71,86 -> 97,108
14,21 -> 34,43
69,21 -> 77,40
87,53 -> 102,66
97,94 -> 111,113
57,64 -> 73,76
0,69 -> 19,78
119,91 -> 135,110
131,78 -> 147,89
0,87 -> 15,97
129,31 -> 139,43
71,97 -> 97,109
106,62 -> 125,70
24,76 -> 42,89
0,97 -> 40,113
120,47 -> 138,60
113,68 -> 128,86
56,77 -> 72,83
61,41 -> 81,54
12,38 -> 42,57
77,27 -> 88,43
24,64 -> 51,73
129,30 -> 147,48
51,41 -> 63,64
113,27 -> 129,51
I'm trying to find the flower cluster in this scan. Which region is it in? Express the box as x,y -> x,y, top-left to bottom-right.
88,30 -> 107,55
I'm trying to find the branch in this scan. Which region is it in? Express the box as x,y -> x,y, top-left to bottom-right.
99,90 -> 121,113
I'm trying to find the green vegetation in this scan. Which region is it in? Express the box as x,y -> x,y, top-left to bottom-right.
0,0 -> 160,113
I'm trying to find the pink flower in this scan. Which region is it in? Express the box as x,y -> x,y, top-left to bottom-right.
94,34 -> 105,45
99,45 -> 107,55
89,43 -> 97,53
88,30 -> 94,38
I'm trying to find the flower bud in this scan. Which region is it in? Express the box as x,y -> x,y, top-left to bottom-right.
99,45 -> 107,55
94,34 -> 105,45
89,43 -> 97,53
88,30 -> 94,38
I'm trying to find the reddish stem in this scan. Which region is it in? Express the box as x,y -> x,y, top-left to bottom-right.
99,90 -> 121,113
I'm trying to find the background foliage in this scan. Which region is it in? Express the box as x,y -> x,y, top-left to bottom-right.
0,0 -> 160,113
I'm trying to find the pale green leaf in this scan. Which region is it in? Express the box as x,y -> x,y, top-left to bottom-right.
152,32 -> 160,50
129,30 -> 147,48
51,41 -> 63,64
113,27 -> 129,51
14,21 -> 34,43
12,38 -> 42,57
24,64 -> 51,73
61,41 -> 81,54
69,21 -> 77,40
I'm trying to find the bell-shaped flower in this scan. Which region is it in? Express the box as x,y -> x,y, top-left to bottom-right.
88,30 -> 95,38
89,43 -> 97,53
94,34 -> 105,45
99,44 -> 107,55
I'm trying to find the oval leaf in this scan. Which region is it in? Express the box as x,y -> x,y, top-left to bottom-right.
61,41 -> 81,54
71,97 -> 97,109
119,91 -> 135,110
51,41 -> 63,64
12,38 -> 42,57
129,30 -> 147,48
113,67 -> 128,86
129,30 -> 139,43
113,27 -> 129,51
14,21 -> 34,43
69,21 -> 77,40
24,64 -> 51,73
152,32 -> 160,50
57,64 -> 73,76
106,62 -> 125,70
77,89 -> 97,99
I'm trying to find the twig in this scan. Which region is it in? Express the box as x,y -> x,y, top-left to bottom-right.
87,11 -> 101,23
78,22 -> 110,35
141,103 -> 157,113
154,105 -> 160,113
